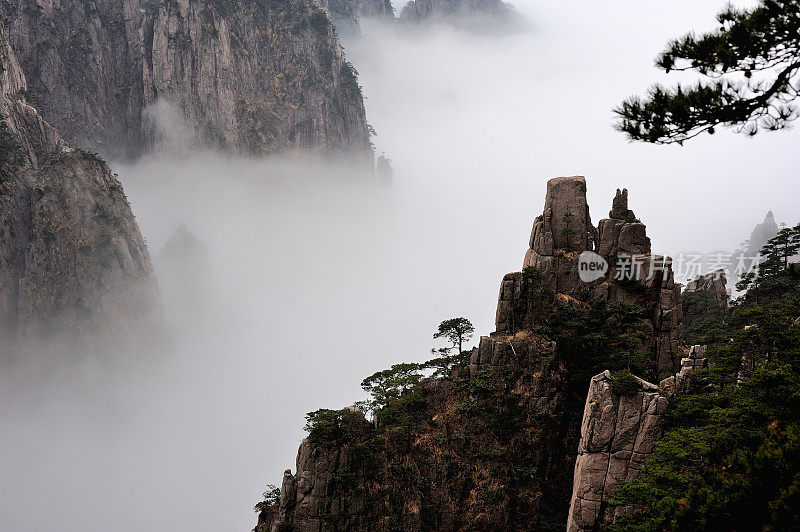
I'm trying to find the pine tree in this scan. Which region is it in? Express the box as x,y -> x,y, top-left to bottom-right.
774,225 -> 800,269
615,0 -> 800,144
433,317 -> 475,356
738,224 -> 800,296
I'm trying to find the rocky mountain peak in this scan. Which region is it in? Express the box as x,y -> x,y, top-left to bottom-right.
544,176 -> 594,252
743,209 -> 781,258
685,270 -> 730,308
509,178 -> 679,371
254,177 -> 688,531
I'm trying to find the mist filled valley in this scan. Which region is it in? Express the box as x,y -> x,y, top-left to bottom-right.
2,1 -> 800,531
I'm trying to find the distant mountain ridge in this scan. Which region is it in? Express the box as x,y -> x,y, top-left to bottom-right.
319,0 -> 524,35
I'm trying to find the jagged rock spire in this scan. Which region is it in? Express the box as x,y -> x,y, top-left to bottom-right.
526,176 -> 595,258
505,177 -> 681,373
596,188 -> 650,257
609,188 -> 635,220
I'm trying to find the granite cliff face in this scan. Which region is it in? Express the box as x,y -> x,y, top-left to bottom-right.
259,333 -> 583,531
2,0 -> 373,161
685,270 -> 729,309
317,0 -> 395,25
352,0 -> 396,18
254,177 -> 685,531
513,179 -> 683,373
315,0 -> 394,36
566,346 -> 708,532
0,21 -> 161,357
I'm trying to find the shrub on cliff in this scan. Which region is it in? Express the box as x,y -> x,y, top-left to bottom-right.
683,289 -> 731,346
610,370 -> 639,397
550,300 -> 651,382
254,484 -> 281,514
304,408 -> 372,445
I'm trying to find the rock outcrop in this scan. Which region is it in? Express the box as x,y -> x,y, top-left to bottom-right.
566,346 -> 708,531
376,153 -> 393,182
318,0 -> 395,22
746,211 -> 780,259
685,270 -> 729,308
2,0 -> 373,161
0,20 -> 161,358
353,0 -> 396,18
514,179 -> 682,373
258,332 -> 584,532
253,176 -> 687,532
399,0 -> 522,28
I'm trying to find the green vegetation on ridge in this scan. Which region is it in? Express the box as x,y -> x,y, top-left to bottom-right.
610,228 -> 800,531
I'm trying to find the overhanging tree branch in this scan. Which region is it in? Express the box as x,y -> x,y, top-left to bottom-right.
616,0 -> 800,144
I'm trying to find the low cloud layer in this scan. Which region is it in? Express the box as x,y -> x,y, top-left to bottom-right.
1,1 -> 798,531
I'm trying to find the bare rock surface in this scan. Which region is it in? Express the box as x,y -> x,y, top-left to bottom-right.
2,0 -> 373,161
514,177 -> 681,373
0,20 -> 161,358
566,346 -> 708,531
685,270 -> 729,308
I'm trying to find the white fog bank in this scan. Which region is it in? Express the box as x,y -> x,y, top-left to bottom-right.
1,1 -> 798,531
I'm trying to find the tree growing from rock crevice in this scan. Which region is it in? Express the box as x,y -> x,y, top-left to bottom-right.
254,484 -> 281,514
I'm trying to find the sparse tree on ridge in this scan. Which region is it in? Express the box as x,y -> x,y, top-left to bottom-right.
434,317 -> 475,356
615,0 -> 800,144
360,362 -> 423,411
360,318 -> 476,411
254,484 -> 281,514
